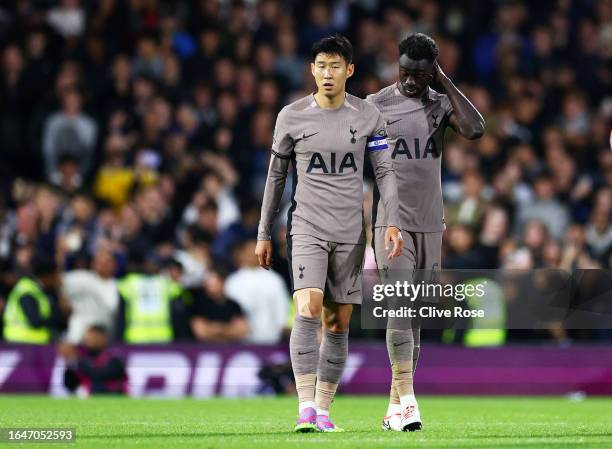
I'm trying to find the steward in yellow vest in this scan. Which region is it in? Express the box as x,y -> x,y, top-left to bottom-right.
115,253 -> 188,344
3,255 -> 62,344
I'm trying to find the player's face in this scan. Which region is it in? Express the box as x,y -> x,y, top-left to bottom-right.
398,54 -> 434,98
311,53 -> 354,99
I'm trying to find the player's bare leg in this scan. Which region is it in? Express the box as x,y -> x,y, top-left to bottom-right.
314,302 -> 352,432
290,288 -> 324,432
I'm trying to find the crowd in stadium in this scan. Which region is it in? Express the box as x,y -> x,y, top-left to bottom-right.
0,0 -> 610,345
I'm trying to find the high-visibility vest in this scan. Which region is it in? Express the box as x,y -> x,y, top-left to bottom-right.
4,277 -> 52,344
117,274 -> 181,343
463,278 -> 507,347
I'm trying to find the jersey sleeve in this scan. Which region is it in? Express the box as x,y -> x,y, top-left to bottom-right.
366,112 -> 389,153
367,111 -> 401,228
441,94 -> 454,116
271,107 -> 293,160
257,108 -> 293,241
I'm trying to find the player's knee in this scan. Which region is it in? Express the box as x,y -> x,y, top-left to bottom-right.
322,305 -> 353,333
293,288 -> 323,318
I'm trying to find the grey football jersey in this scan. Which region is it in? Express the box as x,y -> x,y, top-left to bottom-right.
367,85 -> 453,232
258,93 -> 400,244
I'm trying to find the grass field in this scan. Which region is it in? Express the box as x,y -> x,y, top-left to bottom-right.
1,395 -> 611,448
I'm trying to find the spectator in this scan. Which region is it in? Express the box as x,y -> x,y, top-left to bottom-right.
225,238 -> 290,344
61,248 -> 118,344
190,264 -> 248,343
3,253 -> 65,344
115,250 -> 188,343
42,89 -> 98,183
47,0 -> 86,39
61,324 -> 127,396
515,174 -> 570,240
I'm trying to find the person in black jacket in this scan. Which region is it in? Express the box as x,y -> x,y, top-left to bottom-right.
62,324 -> 127,396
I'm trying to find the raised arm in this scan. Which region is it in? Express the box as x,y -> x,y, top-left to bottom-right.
435,61 -> 485,140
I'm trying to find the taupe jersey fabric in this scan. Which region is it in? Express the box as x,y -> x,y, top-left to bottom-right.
258,93 -> 400,244
367,85 -> 453,232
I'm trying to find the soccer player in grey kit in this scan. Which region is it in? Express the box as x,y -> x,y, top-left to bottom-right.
256,35 -> 404,432
367,33 -> 485,432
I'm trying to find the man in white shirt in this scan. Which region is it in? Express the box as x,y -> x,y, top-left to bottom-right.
225,238 -> 290,344
62,249 -> 118,344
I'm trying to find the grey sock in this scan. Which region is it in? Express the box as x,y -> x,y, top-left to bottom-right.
386,328 -> 413,364
290,315 -> 321,376
317,329 -> 348,383
387,328 -> 414,397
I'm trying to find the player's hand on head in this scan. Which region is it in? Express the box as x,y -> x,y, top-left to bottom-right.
385,226 -> 403,260
255,240 -> 273,269
433,60 -> 447,82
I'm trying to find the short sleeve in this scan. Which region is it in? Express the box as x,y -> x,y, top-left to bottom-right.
441,94 -> 454,116
366,111 -> 389,153
271,107 -> 293,159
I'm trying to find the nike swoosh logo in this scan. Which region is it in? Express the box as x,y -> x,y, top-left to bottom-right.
347,289 -> 360,296
326,359 -> 343,365
386,119 -> 402,126
393,341 -> 411,347
298,350 -> 315,355
303,132 -> 319,139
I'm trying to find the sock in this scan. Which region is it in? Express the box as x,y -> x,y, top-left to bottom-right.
386,400 -> 401,417
387,377 -> 401,416
316,407 -> 329,417
290,315 -> 321,407
315,329 -> 348,414
314,381 -> 337,416
386,328 -> 414,402
299,401 -> 316,413
400,393 -> 417,408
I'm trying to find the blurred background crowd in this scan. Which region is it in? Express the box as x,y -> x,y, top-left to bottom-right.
0,0 -> 610,346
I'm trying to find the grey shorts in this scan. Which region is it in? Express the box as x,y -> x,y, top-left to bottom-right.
373,228 -> 442,272
373,228 -> 442,331
287,234 -> 366,304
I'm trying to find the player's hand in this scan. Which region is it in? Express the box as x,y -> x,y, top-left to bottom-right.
433,60 -> 447,83
255,240 -> 273,269
384,226 -> 403,260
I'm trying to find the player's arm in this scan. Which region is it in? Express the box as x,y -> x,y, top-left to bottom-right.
434,61 -> 485,140
367,115 -> 403,260
256,108 -> 293,269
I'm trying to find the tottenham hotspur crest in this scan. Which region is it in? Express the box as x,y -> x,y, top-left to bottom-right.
432,114 -> 439,128
350,126 -> 357,144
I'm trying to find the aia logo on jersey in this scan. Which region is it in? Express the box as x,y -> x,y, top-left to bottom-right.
306,152 -> 357,173
392,137 -> 440,159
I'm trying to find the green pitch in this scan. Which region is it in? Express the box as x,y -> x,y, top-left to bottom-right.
1,395 -> 611,448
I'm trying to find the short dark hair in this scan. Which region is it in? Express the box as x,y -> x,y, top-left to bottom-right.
399,33 -> 439,62
311,34 -> 353,64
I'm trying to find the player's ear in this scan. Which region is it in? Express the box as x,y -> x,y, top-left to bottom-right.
346,63 -> 354,79
310,62 -> 316,78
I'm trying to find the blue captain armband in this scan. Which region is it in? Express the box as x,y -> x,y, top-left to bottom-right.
367,135 -> 388,152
